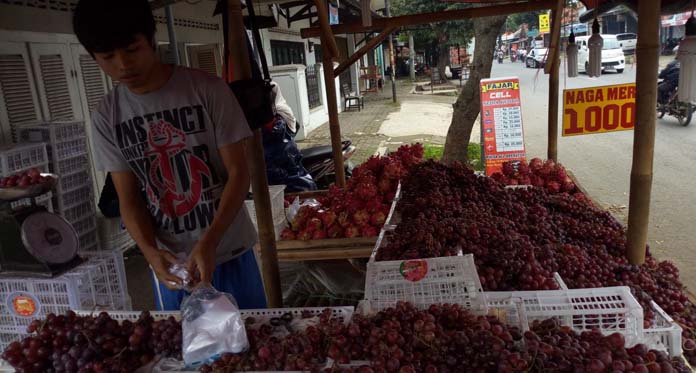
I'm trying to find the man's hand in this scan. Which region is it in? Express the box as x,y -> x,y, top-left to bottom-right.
187,240 -> 217,285
143,248 -> 181,290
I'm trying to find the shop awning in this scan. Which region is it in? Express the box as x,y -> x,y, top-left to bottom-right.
661,11 -> 694,27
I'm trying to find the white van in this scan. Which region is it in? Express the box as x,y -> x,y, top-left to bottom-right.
575,34 -> 626,74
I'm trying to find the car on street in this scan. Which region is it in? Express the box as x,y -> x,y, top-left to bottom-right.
525,48 -> 548,68
575,34 -> 626,74
616,33 -> 637,53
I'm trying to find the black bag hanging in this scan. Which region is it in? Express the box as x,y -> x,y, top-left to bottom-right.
220,0 -> 275,131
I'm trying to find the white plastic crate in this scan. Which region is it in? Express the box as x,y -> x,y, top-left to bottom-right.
71,215 -> 97,236
485,286 -> 645,347
57,169 -> 92,193
643,301 -> 683,357
0,143 -> 48,177
245,184 -> 286,238
16,120 -> 86,144
365,229 -> 486,312
47,137 -> 88,161
50,154 -> 90,176
61,200 -> 95,224
53,184 -> 93,212
0,260 -> 128,350
79,229 -> 99,252
80,252 -> 131,311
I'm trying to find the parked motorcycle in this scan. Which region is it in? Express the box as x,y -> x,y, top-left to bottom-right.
301,140 -> 356,190
657,60 -> 693,126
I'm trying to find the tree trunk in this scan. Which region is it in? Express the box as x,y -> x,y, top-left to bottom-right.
436,32 -> 449,83
443,15 -> 507,163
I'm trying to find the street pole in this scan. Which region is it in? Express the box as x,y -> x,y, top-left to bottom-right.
409,33 -> 415,81
385,0 -> 397,103
165,5 -> 180,64
626,0 -> 661,265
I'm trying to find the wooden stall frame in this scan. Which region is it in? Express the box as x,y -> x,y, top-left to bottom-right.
227,0 -> 282,307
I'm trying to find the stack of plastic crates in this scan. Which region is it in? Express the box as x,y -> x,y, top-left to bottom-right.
0,258 -> 130,350
16,120 -> 100,252
0,142 -> 53,212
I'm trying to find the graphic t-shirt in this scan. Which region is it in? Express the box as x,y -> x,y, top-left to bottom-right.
91,66 -> 257,264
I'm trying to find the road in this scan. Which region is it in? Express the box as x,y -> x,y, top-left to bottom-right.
489,58 -> 696,291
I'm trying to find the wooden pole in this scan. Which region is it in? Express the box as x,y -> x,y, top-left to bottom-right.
547,51 -> 559,161
227,0 -> 282,307
626,0 -> 661,265
335,27 -> 396,76
546,1 -> 563,161
313,0 -> 341,59
301,0 -> 555,38
385,0 -> 397,103
322,54 -> 347,187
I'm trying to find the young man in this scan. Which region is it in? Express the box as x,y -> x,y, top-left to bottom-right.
73,0 -> 267,310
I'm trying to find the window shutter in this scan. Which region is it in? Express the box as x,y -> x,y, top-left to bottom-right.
188,44 -> 221,76
0,53 -> 41,140
38,54 -> 75,120
78,54 -> 108,112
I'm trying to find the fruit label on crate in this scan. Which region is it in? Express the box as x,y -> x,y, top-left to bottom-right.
480,77 -> 527,176
6,292 -> 40,318
399,260 -> 428,282
562,83 -> 636,136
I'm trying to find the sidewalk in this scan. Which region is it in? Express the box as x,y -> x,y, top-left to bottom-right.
298,79 -> 460,164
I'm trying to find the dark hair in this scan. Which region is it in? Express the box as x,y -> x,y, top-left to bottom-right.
73,0 -> 156,54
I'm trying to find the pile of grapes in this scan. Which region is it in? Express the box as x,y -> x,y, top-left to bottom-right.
5,303 -> 693,372
320,302 -> 690,373
378,160 -> 696,364
1,311 -> 181,373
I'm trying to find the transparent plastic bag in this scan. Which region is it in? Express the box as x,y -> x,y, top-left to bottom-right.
181,285 -> 249,368
167,253 -> 193,291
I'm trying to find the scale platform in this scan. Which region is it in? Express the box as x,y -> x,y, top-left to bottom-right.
0,174 -> 83,277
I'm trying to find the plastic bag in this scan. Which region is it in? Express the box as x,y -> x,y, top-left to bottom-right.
167,253 -> 193,291
286,197 -> 321,223
181,285 -> 248,367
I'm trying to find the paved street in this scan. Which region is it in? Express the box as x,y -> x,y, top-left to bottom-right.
490,58 -> 696,291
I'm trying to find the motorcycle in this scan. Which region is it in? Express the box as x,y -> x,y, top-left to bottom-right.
301,140 -> 356,190
657,60 -> 694,126
497,51 -> 504,64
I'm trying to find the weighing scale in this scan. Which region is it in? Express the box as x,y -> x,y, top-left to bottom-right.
0,174 -> 83,277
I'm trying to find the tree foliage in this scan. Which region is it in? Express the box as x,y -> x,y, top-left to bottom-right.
392,0 -> 474,77
504,10 -> 546,33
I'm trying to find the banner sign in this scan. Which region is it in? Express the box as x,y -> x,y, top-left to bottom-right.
329,4 -> 339,25
480,77 -> 527,175
562,83 -> 636,136
539,13 -> 550,33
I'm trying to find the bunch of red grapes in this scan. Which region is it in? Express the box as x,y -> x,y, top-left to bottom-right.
491,158 -> 578,194
378,160 -> 696,364
1,311 -> 181,373
320,302 -> 690,373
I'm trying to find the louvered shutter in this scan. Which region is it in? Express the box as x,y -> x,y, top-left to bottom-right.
158,44 -> 177,65
0,42 -> 43,143
70,44 -> 110,203
29,43 -> 83,122
189,44 -> 222,76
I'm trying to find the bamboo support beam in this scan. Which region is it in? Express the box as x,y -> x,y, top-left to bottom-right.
322,54 -> 347,187
301,0 -> 555,37
546,0 -> 563,161
547,52 -> 559,161
227,0 -> 282,307
626,0 -> 661,265
544,0 -> 564,74
334,27 -> 396,76
313,0 -> 341,59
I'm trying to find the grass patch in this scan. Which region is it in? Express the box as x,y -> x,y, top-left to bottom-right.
423,143 -> 483,171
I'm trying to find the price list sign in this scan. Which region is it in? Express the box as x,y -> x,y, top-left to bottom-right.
480,77 -> 527,176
